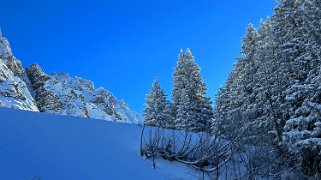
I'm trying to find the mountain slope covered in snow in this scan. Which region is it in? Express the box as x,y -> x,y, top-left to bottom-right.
0,108 -> 194,179
0,31 -> 39,112
0,30 -> 141,123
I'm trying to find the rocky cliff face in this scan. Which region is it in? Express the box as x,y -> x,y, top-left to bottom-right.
0,32 -> 39,111
26,64 -> 141,123
0,30 -> 141,123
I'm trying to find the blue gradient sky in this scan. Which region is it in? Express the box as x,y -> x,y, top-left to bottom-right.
0,0 -> 277,113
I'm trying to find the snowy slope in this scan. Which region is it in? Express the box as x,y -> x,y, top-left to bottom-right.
0,108 -> 195,180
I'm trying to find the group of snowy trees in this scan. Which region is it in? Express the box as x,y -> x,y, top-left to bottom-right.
142,0 -> 321,177
143,49 -> 213,132
215,0 -> 321,177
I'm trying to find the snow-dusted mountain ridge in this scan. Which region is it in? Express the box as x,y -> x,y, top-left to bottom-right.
0,30 -> 141,123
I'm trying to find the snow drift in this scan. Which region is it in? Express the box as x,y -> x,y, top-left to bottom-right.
0,108 -> 194,179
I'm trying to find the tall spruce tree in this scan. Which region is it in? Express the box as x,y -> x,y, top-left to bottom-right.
214,24 -> 262,141
143,80 -> 173,128
173,49 -> 213,132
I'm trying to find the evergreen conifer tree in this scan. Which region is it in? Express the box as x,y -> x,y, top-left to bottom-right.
173,49 -> 213,132
143,80 -> 173,128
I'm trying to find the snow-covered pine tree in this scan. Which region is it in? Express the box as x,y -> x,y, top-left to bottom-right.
172,49 -> 213,132
143,80 -> 173,128
213,63 -> 244,137
214,24 -> 263,142
212,86 -> 230,138
253,17 -> 287,143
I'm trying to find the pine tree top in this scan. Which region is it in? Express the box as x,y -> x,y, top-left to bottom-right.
151,79 -> 162,93
185,48 -> 192,56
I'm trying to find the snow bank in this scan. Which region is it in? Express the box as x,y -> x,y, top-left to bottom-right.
0,108 -> 195,179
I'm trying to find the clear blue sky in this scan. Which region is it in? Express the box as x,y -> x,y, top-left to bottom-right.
0,0 -> 277,113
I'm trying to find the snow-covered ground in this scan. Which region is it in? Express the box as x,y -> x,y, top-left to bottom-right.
0,108 -> 197,180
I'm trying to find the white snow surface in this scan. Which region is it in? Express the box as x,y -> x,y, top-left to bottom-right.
0,108 -> 195,180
